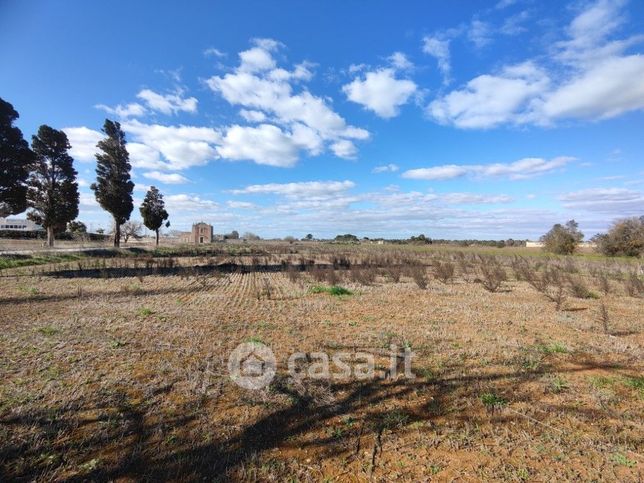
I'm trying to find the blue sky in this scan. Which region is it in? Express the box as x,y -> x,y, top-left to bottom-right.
1,0 -> 643,239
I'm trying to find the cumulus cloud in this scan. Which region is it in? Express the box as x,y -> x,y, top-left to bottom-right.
343,67 -> 417,118
142,171 -> 190,184
468,19 -> 492,49
388,52 -> 413,71
95,102 -> 146,118
63,127 -> 103,162
226,200 -> 257,209
165,194 -> 218,212
136,89 -> 198,115
204,47 -> 227,58
422,35 -> 451,83
216,124 -> 300,167
230,180 -> 355,197
440,192 -> 513,204
402,156 -> 574,180
428,62 -> 550,128
207,38 -> 368,164
428,0 -> 644,128
373,163 -> 399,173
122,120 -> 220,170
559,187 -> 644,213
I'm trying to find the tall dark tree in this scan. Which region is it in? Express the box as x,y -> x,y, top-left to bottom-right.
139,186 -> 169,246
0,98 -> 33,217
27,125 -> 79,247
91,119 -> 134,247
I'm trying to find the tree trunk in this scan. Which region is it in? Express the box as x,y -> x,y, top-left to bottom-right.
46,226 -> 55,247
155,229 -> 160,247
114,222 -> 120,248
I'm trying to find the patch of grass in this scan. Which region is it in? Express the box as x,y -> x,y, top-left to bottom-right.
110,339 -> 126,349
309,285 -> 352,296
246,336 -> 265,345
623,376 -> 644,397
37,326 -> 59,336
137,307 -> 154,317
537,342 -> 568,354
589,375 -> 618,389
612,453 -> 636,468
480,392 -> 506,409
381,409 -> 410,430
549,375 -> 569,393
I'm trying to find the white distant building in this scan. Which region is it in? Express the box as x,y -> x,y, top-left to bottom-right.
0,217 -> 43,231
526,240 -> 596,249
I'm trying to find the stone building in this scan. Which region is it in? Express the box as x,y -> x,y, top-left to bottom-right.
180,222 -> 213,244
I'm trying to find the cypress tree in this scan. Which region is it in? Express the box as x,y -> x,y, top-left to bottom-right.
27,125 -> 79,247
91,119 -> 134,247
0,97 -> 33,217
140,186 -> 170,246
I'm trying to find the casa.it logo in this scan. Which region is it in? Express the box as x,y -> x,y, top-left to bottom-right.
227,342 -> 277,390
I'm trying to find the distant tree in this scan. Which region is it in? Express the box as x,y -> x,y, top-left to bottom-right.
67,220 -> 87,234
0,98 -> 33,217
139,186 -> 169,246
409,234 -> 431,244
224,230 -> 239,240
284,235 -> 296,243
242,232 -> 260,240
592,216 -> 644,257
334,233 -> 359,243
540,220 -> 584,255
305,233 -> 313,240
91,119 -> 134,247
119,221 -> 143,244
27,125 -> 79,247
96,228 -> 105,235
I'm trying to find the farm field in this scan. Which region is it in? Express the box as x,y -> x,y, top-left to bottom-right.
0,243 -> 642,481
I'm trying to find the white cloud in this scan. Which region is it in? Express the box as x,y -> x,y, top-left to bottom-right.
559,187 -> 644,213
542,55 -> 644,120
127,142 -> 171,170
123,120 -> 220,169
165,194 -> 218,212
330,139 -> 357,159
143,171 -> 190,184
239,109 -> 267,122
388,52 -> 413,70
422,36 -> 451,83
207,39 -> 368,163
95,102 -> 146,118
343,67 -> 417,118
373,163 -> 399,173
402,156 -> 574,180
468,19 -> 492,49
216,124 -> 300,167
204,47 -> 227,58
231,180 -> 355,197
440,193 -> 513,204
226,200 -> 257,209
136,89 -> 198,115
428,62 -> 550,128
63,127 -> 103,162
428,0 -> 644,128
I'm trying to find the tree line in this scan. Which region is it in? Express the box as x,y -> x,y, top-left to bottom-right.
0,97 -> 169,247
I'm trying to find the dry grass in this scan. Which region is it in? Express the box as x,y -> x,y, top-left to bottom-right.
0,243 -> 642,481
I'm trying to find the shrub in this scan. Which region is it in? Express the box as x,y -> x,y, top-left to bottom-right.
309,285 -> 352,296
540,220 -> 584,255
567,275 -> 597,299
478,257 -> 507,292
624,271 -> 644,297
433,260 -> 455,284
407,264 -> 428,289
592,216 -> 644,257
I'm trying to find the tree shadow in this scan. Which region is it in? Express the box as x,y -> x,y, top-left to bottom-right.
0,358 -> 633,482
